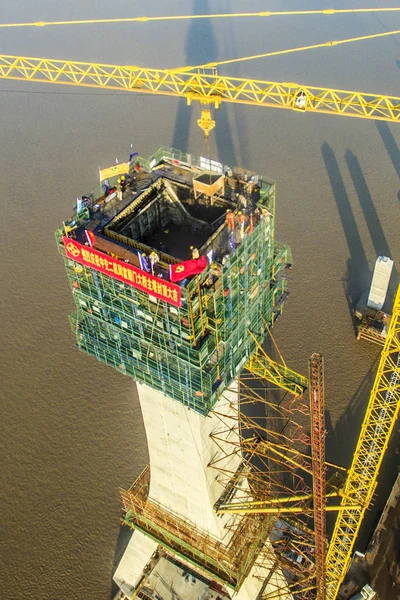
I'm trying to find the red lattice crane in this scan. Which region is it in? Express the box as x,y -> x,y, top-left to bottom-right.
309,354 -> 327,600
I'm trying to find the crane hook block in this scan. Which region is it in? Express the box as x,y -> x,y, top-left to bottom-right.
197,108 -> 216,138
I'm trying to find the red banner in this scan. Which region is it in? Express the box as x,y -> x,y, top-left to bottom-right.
63,237 -> 181,307
170,256 -> 208,283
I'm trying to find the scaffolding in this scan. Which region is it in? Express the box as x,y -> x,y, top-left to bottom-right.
209,377 -> 318,599
56,148 -> 292,415
121,465 -> 271,591
120,374 -> 318,598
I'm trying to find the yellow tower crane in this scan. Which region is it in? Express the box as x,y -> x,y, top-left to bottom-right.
2,9 -> 400,599
325,283 -> 400,599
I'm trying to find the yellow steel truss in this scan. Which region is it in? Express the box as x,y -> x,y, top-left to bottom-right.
1,54 -> 400,127
325,283 -> 400,600
245,330 -> 308,397
246,351 -> 307,397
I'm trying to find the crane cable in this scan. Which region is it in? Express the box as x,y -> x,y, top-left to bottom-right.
1,8 -> 400,28
171,28 -> 400,72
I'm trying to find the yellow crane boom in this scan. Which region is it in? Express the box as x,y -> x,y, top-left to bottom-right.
1,54 -> 400,137
325,283 -> 400,599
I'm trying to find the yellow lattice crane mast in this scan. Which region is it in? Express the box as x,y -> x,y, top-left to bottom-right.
325,283 -> 400,599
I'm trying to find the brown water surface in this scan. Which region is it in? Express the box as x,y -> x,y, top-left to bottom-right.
1,1 -> 400,598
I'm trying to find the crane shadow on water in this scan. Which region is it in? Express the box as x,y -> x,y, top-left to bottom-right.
321,143 -> 371,333
345,149 -> 398,309
324,355 -> 379,535
345,149 -> 392,259
325,355 -> 379,472
171,0 -> 247,168
375,120 -> 400,200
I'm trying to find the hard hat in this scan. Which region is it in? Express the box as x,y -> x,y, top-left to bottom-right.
121,175 -> 126,181
238,211 -> 242,215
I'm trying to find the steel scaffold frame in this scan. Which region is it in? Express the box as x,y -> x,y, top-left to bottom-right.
325,283 -> 400,600
209,379 -> 319,599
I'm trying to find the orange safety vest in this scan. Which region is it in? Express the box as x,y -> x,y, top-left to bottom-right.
226,212 -> 235,229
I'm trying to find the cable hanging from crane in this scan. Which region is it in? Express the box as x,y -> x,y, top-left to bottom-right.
1,7 -> 400,28
173,28 -> 400,72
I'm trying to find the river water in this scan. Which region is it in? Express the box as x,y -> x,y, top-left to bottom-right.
1,1 -> 400,598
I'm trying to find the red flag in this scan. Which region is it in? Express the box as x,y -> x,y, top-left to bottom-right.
85,230 -> 96,247
170,255 -> 207,283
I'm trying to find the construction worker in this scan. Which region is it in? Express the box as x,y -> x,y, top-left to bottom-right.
226,209 -> 235,231
141,253 -> 151,273
118,175 -> 127,199
295,90 -> 307,109
116,178 -> 123,201
249,213 -> 254,234
238,211 -> 246,241
190,246 -> 199,259
149,251 -> 160,275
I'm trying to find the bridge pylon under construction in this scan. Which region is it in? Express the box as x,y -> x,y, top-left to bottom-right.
57,147 -> 313,600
